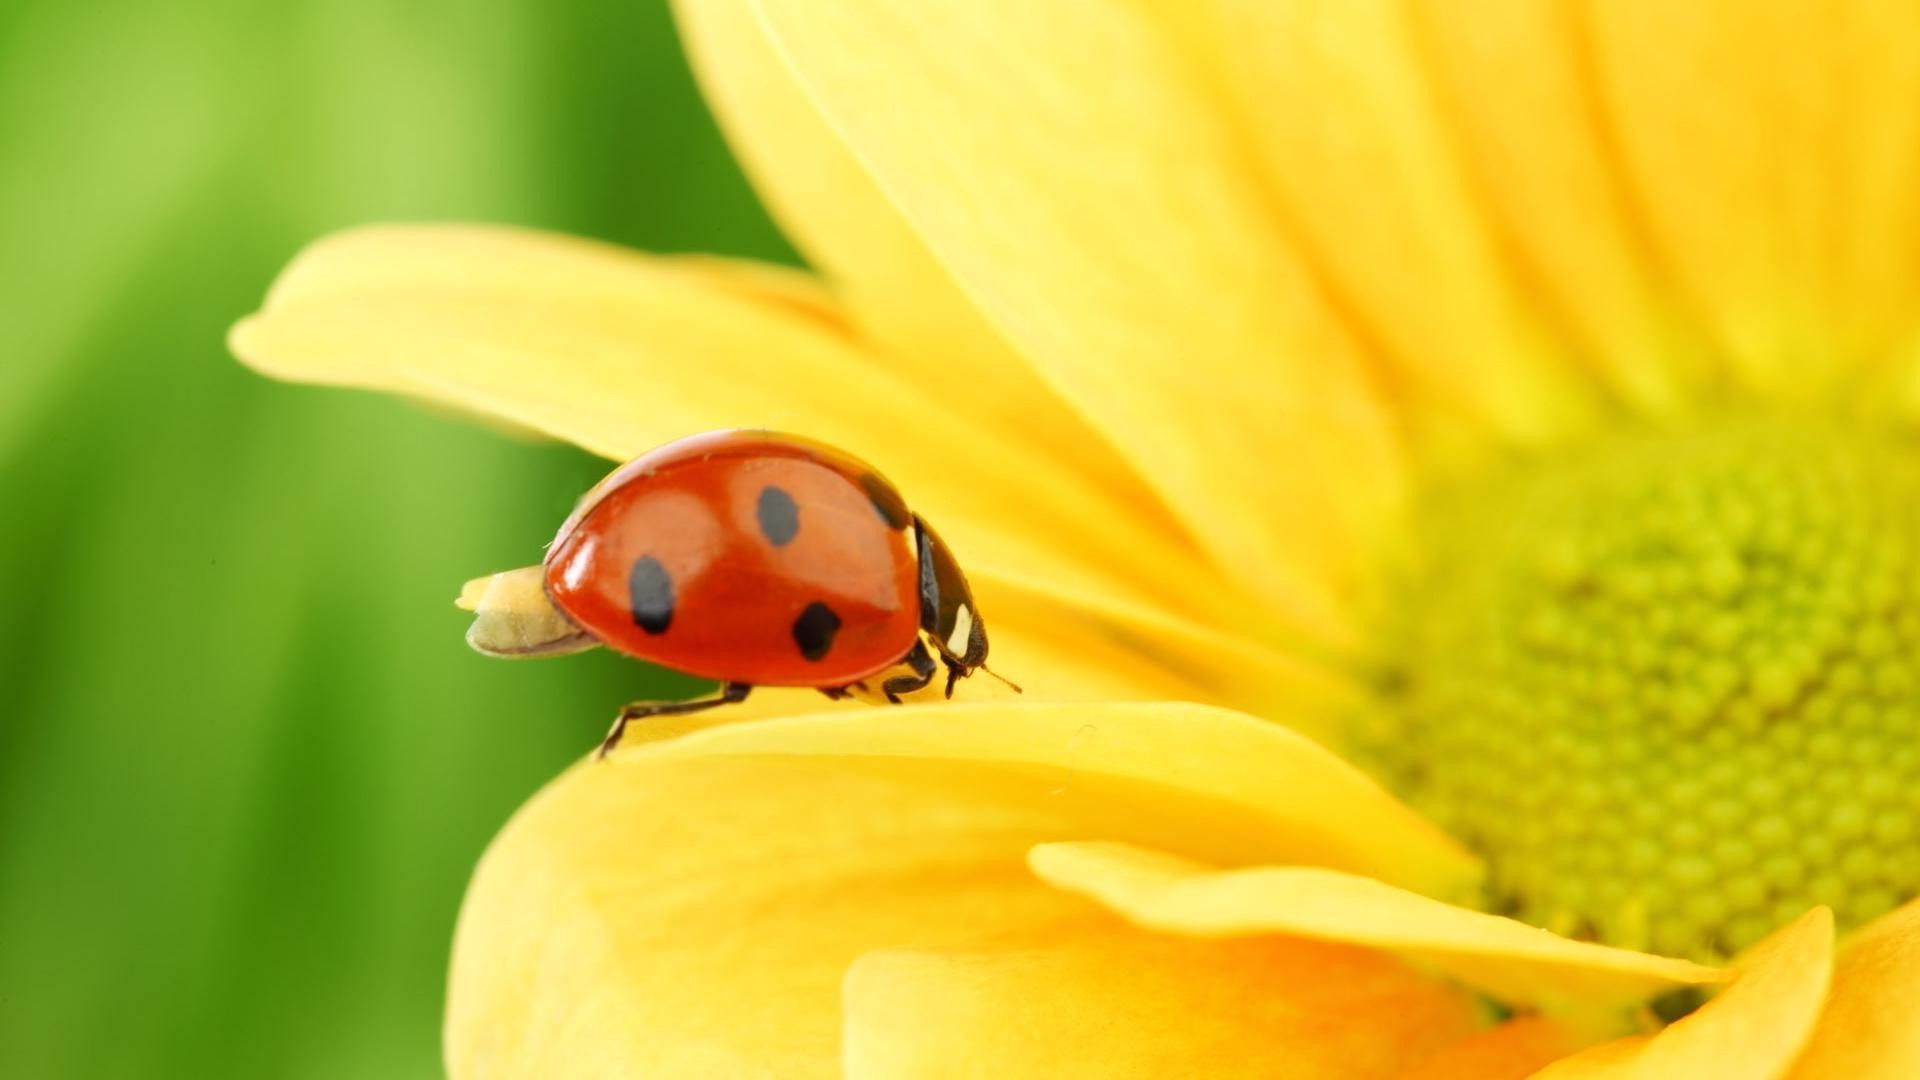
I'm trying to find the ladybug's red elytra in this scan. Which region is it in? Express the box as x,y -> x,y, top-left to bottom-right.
459,430 -> 1015,755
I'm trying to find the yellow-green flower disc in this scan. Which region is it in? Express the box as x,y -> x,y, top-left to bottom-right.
1365,418 -> 1920,962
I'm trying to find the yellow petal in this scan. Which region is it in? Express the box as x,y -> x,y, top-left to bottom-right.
640,252 -> 846,328
1179,0 -> 1600,439
1824,8 -> 1920,366
230,224 -> 1242,635
448,700 -> 1468,1076
669,0 -> 1160,517
974,573 -> 1366,743
645,703 -> 1478,895
447,753 -> 1087,1077
1029,842 -> 1719,1011
752,0 -> 1404,641
1396,0 -> 1712,412
1532,908 -> 1834,1079
1402,1017 -> 1583,1080
947,594 -> 1265,709
1786,899 -> 1920,1079
1580,2 -> 1890,388
841,914 -> 1482,1079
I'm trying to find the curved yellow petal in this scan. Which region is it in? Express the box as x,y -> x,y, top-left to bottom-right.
751,0 -> 1404,642
1029,842 -> 1719,1011
1532,908 -> 1833,1079
669,0 -> 1160,518
1582,2 -> 1917,388
1403,1017 -> 1583,1080
644,703 -> 1478,895
230,224 -> 1240,632
1786,899 -> 1920,1079
447,752 -> 1087,1077
1178,0 -> 1599,439
841,914 -> 1482,1079
448,700 -> 1468,1076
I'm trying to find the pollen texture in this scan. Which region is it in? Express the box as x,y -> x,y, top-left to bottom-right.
1367,420 -> 1920,961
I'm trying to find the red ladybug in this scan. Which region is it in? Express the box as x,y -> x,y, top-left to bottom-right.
460,430 -> 1013,754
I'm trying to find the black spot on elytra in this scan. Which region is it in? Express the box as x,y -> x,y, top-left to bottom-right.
628,556 -> 674,634
757,485 -> 800,547
860,472 -> 911,530
791,601 -> 841,661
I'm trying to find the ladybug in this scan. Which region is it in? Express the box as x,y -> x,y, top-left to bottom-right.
459,429 -> 1015,755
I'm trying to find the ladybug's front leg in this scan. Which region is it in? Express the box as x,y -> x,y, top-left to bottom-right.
879,640 -> 938,704
597,682 -> 752,758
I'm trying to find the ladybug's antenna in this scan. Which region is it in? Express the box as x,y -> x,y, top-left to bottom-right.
979,664 -> 1023,694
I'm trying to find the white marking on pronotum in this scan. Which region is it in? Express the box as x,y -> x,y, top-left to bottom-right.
947,604 -> 974,655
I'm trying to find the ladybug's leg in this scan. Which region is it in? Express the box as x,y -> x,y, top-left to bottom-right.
880,640 -> 938,704
597,682 -> 751,759
940,654 -> 968,698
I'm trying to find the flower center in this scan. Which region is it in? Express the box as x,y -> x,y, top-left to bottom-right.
1362,417 -> 1920,961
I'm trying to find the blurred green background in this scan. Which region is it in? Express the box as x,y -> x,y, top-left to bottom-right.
0,2 -> 789,1074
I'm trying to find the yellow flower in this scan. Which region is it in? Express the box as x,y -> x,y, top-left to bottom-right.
231,0 -> 1920,1076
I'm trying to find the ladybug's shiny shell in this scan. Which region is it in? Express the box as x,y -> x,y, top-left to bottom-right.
543,431 -> 922,686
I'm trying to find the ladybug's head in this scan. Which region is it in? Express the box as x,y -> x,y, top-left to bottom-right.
913,514 -> 988,671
